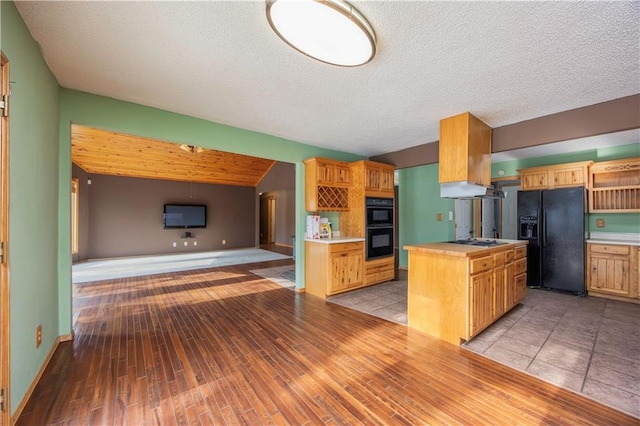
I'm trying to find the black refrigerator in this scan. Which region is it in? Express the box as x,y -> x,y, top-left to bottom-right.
517,187 -> 586,295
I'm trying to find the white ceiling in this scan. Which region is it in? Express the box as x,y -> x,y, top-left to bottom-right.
15,1 -> 640,158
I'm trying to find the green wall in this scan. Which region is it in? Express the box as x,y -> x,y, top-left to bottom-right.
1,1 -> 61,414
57,89 -> 363,336
397,164 -> 455,267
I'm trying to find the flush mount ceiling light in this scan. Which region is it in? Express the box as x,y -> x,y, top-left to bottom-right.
179,144 -> 205,154
266,0 -> 376,67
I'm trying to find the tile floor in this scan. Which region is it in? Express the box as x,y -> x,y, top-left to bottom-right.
250,264 -> 296,289
325,270 -> 640,419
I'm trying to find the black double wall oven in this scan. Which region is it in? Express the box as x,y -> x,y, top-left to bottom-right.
365,197 -> 394,260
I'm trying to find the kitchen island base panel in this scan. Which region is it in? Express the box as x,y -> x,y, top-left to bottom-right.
408,252 -> 467,345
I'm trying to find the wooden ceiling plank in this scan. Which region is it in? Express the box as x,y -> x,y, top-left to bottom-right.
71,125 -> 275,187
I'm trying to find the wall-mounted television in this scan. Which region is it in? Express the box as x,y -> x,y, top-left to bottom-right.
164,204 -> 207,229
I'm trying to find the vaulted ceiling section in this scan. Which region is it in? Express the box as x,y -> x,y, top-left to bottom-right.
71,125 -> 276,187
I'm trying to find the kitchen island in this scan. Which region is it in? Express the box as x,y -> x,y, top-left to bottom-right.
404,240 -> 527,345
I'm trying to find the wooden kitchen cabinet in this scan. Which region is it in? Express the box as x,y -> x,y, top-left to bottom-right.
587,243 -> 638,301
470,271 -> 494,336
304,157 -> 351,211
439,112 -> 492,186
512,246 -> 526,307
349,160 -> 395,198
365,256 -> 395,286
405,242 -> 527,345
519,161 -> 593,191
339,159 -> 396,288
305,241 -> 364,299
589,157 -> 640,213
521,170 -> 549,191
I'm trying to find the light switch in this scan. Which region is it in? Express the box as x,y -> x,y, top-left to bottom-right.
448,211 -> 453,221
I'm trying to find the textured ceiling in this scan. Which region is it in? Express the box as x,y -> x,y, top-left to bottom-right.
15,1 -> 640,157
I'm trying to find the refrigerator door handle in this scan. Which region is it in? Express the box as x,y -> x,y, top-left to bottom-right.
543,208 -> 547,247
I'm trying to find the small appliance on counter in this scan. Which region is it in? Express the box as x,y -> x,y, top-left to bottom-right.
306,214 -> 320,240
306,214 -> 332,239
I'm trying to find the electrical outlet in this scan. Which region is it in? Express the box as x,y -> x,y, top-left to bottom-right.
184,241 -> 188,246
437,213 -> 443,221
193,241 -> 197,246
172,242 -> 177,247
596,218 -> 605,228
222,239 -> 226,245
36,324 -> 42,348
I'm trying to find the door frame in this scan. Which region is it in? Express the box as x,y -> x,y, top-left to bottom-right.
1,51 -> 11,425
266,197 -> 276,244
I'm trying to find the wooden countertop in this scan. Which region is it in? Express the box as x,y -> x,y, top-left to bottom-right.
305,236 -> 365,244
404,239 -> 526,257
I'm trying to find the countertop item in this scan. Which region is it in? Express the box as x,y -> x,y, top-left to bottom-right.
404,239 -> 525,257
587,232 -> 640,246
305,236 -> 365,244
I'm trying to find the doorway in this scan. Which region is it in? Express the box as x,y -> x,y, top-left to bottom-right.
1,52 -> 10,424
454,199 -> 472,240
259,195 -> 276,245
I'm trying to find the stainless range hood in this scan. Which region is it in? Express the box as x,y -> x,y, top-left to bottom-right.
440,181 -> 505,199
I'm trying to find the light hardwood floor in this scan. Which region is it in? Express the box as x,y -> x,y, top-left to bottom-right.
17,259 -> 636,425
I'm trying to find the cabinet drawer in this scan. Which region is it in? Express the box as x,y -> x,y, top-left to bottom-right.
493,252 -> 505,267
515,258 -> 527,275
365,258 -> 394,274
505,250 -> 515,263
366,269 -> 395,285
470,256 -> 493,274
514,246 -> 527,259
329,242 -> 364,254
515,273 -> 526,287
589,244 -> 630,255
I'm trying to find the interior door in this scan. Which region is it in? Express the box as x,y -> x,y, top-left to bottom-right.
501,184 -> 520,240
0,52 -> 10,424
454,199 -> 472,240
481,198 -> 495,238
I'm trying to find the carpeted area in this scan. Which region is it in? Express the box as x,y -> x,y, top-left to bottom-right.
73,248 -> 292,283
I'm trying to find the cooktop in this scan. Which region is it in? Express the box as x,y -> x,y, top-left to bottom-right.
446,239 -> 508,247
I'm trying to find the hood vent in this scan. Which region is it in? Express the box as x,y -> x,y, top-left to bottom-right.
440,182 -> 505,199
438,112 -> 498,199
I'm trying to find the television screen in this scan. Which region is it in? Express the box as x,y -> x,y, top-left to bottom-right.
164,204 -> 207,229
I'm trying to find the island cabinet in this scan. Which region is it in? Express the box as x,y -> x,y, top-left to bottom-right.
305,240 -> 364,299
304,157 -> 351,212
404,241 -> 527,345
587,243 -> 639,301
519,161 -> 593,191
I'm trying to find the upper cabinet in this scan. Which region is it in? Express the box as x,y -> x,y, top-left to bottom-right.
439,112 -> 492,186
304,157 -> 351,212
519,161 -> 593,191
589,157 -> 640,213
351,160 -> 395,198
